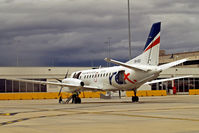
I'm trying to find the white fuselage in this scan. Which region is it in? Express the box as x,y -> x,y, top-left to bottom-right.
64,66 -> 160,92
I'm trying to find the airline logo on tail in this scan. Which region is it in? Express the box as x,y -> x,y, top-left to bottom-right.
144,22 -> 161,52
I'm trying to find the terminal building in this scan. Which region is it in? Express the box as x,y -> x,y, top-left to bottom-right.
158,50 -> 199,94
0,50 -> 199,95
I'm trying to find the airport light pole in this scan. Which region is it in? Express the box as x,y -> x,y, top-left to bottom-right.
128,0 -> 132,60
104,41 -> 109,67
105,37 -> 112,67
16,40 -> 20,66
108,37 -> 111,62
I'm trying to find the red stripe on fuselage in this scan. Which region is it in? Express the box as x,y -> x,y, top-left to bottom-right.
144,36 -> 160,52
124,73 -> 135,84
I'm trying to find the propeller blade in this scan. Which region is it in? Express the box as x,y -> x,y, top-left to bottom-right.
65,70 -> 69,78
55,78 -> 62,82
58,87 -> 63,96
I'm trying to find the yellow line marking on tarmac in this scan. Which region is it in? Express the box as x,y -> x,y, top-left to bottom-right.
1,110 -> 199,127
0,112 -> 86,126
0,113 -> 11,116
7,121 -> 14,124
0,113 -> 19,116
2,105 -> 199,117
89,111 -> 199,122
107,107 -> 199,112
1,106 -> 199,126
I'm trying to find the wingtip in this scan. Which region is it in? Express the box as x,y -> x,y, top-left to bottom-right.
185,75 -> 193,78
178,58 -> 188,63
181,58 -> 188,63
104,58 -> 111,62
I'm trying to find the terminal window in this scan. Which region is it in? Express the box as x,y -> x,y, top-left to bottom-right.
0,79 -> 46,93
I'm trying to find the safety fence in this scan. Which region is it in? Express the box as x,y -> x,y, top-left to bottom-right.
189,89 -> 199,95
1,90 -> 199,100
0,92 -> 106,100
126,90 -> 167,97
0,90 -> 168,100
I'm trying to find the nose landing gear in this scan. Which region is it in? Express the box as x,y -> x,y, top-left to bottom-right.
71,92 -> 81,104
66,92 -> 81,104
59,92 -> 81,104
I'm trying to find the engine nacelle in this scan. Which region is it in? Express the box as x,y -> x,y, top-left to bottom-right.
62,78 -> 84,87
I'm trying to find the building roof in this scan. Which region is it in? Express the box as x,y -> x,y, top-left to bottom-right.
0,67 -> 92,79
159,50 -> 199,67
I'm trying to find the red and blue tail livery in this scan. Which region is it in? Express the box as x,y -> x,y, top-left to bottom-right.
144,22 -> 161,52
127,22 -> 161,65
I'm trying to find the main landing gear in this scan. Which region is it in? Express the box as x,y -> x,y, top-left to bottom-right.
132,89 -> 139,102
64,92 -> 81,104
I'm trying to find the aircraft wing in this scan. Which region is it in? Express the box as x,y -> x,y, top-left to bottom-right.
80,85 -> 103,91
6,78 -> 83,88
6,78 -> 103,91
145,75 -> 192,84
104,58 -> 151,71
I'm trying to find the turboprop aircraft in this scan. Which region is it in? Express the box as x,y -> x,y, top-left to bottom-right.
8,22 -> 190,103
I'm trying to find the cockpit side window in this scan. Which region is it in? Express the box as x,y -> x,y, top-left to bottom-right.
73,72 -> 82,79
76,72 -> 82,79
72,73 -> 77,78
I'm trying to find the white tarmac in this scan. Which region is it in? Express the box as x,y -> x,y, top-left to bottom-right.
1,95 -> 199,133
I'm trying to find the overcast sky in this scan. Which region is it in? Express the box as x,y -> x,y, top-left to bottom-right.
0,0 -> 199,67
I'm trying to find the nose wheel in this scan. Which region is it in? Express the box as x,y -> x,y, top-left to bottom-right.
132,96 -> 139,102
59,92 -> 81,104
132,89 -> 139,102
72,95 -> 81,104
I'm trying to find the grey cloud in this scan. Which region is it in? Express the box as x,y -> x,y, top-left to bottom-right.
0,0 -> 199,66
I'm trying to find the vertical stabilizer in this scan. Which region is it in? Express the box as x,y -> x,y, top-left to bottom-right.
127,22 -> 161,66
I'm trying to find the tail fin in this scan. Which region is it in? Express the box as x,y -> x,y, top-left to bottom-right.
127,22 -> 161,66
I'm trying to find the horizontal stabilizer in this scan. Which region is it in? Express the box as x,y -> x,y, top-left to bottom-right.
104,58 -> 152,71
145,75 -> 192,84
158,58 -> 187,71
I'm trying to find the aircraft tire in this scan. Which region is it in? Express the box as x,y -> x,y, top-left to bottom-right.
135,96 -> 139,102
132,96 -> 139,102
75,97 -> 81,104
